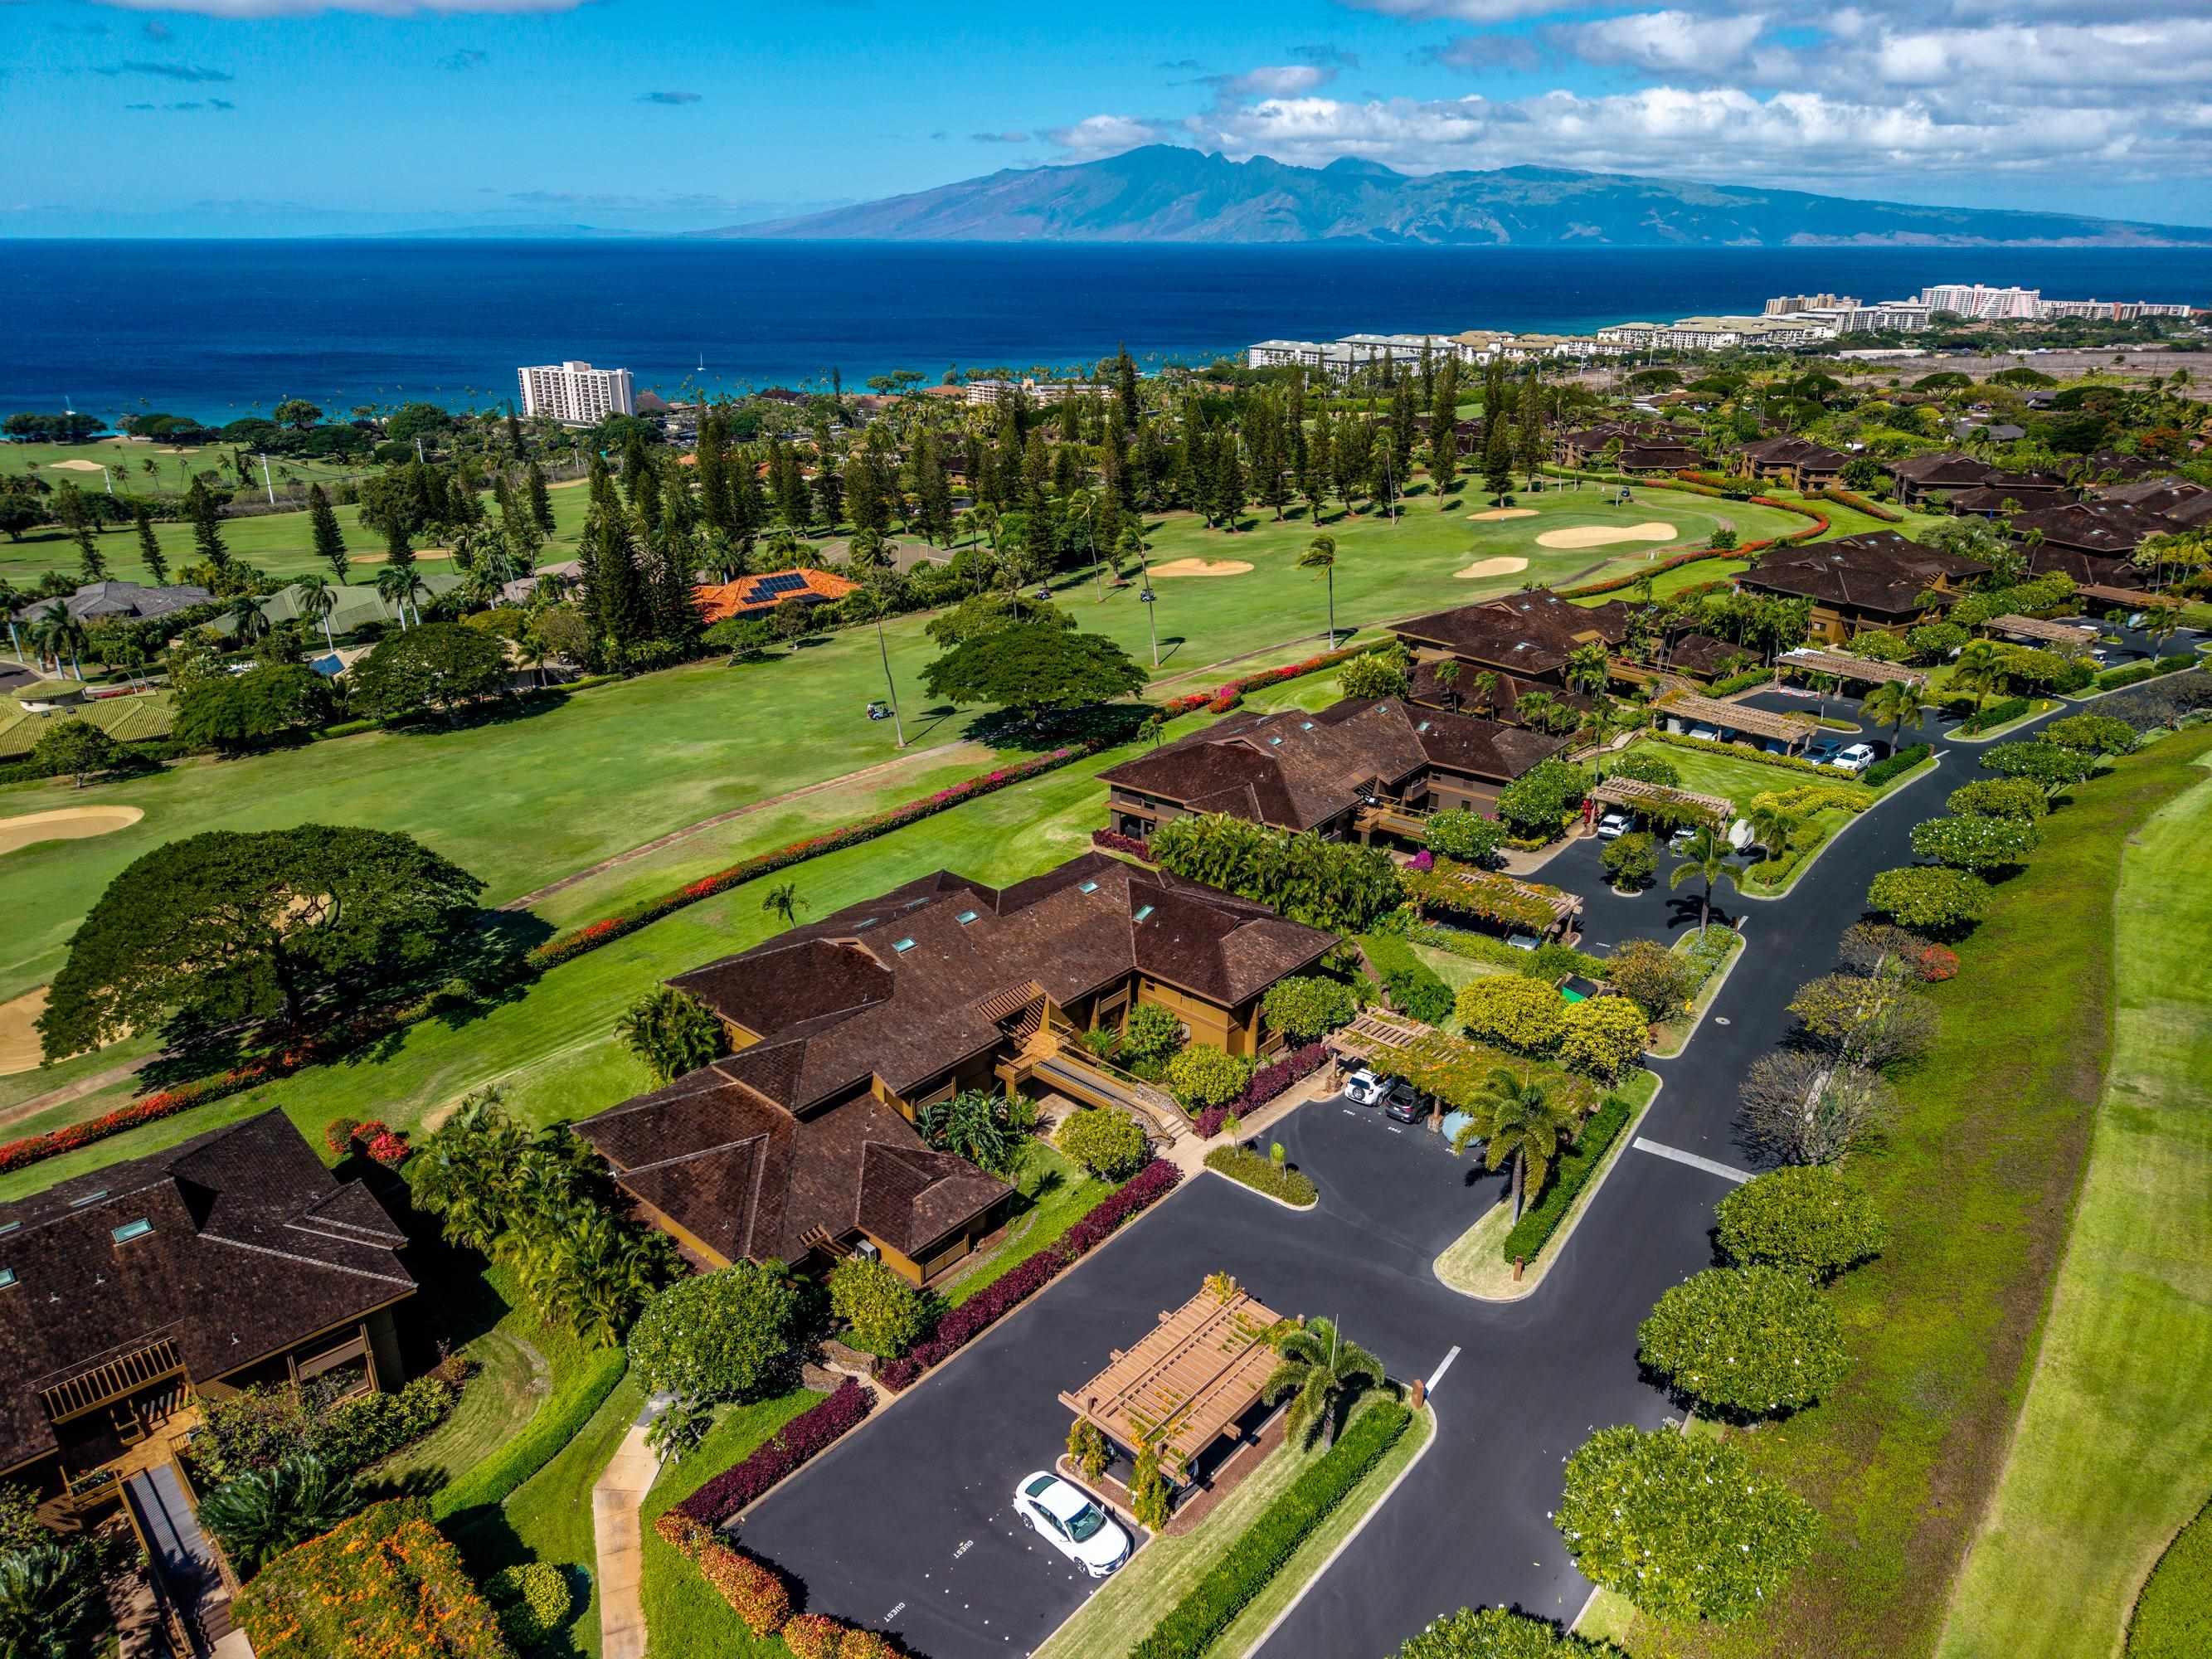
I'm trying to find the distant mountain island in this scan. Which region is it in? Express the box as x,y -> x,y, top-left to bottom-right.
708,146 -> 2212,248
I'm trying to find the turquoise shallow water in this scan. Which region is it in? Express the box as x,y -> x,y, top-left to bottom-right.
4,237 -> 2207,425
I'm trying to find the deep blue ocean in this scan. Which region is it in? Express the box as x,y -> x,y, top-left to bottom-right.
5,239 -> 2210,426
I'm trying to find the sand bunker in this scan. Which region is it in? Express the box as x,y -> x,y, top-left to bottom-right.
46,460 -> 107,473
1456,557 -> 1531,580
0,805 -> 143,857
1535,521 -> 1678,550
1149,558 -> 1253,578
0,990 -> 51,1077
1467,508 -> 1537,522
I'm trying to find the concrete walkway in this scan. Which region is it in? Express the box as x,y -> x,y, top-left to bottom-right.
593,1402 -> 664,1659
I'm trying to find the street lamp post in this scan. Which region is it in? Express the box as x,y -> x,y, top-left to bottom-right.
1140,585 -> 1158,669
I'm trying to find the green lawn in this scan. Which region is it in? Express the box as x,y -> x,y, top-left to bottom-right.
1616,740 -> 1865,894
1610,726 -> 2212,1659
1935,745 -> 2212,1659
636,1389 -> 825,1659
0,709 -> 1188,1199
936,1140 -> 1117,1311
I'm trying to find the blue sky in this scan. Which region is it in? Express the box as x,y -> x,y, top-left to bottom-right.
7,0 -> 2210,235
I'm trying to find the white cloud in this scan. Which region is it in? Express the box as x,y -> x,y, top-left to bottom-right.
1044,114 -> 1172,157
1551,11 -> 1769,75
1210,65 -> 1334,100
1340,0 -> 1589,22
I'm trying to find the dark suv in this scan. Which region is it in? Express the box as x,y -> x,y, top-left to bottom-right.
1383,1079 -> 1432,1125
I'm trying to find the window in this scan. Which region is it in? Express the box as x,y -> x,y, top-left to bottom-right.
68,1190 -> 110,1209
1077,879 -> 1099,894
955,909 -> 979,925
892,938 -> 916,953
0,1268 -> 14,1289
111,1219 -> 153,1245
0,1220 -> 17,1237
1132,904 -> 1154,922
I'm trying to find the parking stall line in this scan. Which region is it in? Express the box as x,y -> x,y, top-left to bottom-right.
1425,1345 -> 1461,1394
1631,1136 -> 1753,1185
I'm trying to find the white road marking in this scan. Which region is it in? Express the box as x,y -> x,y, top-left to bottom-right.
1426,1345 -> 1461,1394
1633,1136 -> 1753,1184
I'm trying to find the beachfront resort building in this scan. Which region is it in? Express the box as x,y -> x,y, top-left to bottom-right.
517,360 -> 635,425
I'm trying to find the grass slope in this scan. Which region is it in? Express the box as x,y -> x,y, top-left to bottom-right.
1615,726 -> 2212,1659
1936,746 -> 2212,1659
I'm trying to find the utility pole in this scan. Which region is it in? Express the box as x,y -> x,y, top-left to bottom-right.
1140,586 -> 1159,669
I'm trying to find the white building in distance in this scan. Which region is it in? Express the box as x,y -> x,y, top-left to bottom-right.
518,360 -> 635,425
1918,284 -> 2043,320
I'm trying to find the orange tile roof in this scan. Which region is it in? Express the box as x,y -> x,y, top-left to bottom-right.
694,567 -> 859,623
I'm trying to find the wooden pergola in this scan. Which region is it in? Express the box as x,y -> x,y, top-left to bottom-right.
1587,776 -> 1734,826
1059,1287 -> 1286,1483
1655,690 -> 1816,749
1774,648 -> 1930,688
2079,585 -> 2178,610
1438,867 -> 1583,942
1986,613 -> 2097,650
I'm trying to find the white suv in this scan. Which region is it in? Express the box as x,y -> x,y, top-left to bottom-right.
1829,743 -> 1878,776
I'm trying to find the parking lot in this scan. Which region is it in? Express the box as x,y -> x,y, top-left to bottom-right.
737,1095 -> 1495,1659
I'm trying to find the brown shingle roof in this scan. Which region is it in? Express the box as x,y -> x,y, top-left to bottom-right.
1393,590 -> 1630,678
1738,531 -> 1988,617
0,1111 -> 414,1476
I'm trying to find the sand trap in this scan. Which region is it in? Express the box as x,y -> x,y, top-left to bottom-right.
351,548 -> 456,567
46,460 -> 107,473
1456,556 -> 1530,580
0,990 -> 52,1076
1467,508 -> 1537,522
1149,558 -> 1253,578
1535,521 -> 1678,550
0,805 -> 143,857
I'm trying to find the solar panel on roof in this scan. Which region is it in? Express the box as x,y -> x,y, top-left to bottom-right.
751,572 -> 809,599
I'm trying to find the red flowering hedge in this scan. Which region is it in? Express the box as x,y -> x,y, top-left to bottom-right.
1810,486 -> 1901,523
0,1067 -> 270,1176
235,1498 -> 509,1659
1091,828 -> 1152,860
1195,1042 -> 1329,1138
675,1379 -> 874,1528
878,1158 -> 1182,1393
655,1512 -> 794,1637
1155,642 -> 1381,720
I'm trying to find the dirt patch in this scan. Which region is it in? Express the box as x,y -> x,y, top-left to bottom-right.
1149,558 -> 1253,578
1455,556 -> 1530,580
1467,508 -> 1537,522
349,548 -> 456,567
0,989 -> 52,1076
45,460 -> 107,473
1534,521 -> 1677,550
0,804 -> 143,857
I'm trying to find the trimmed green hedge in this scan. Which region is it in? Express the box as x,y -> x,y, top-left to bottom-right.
1204,1146 -> 1318,1207
1129,1400 -> 1413,1659
2129,1498 -> 2212,1658
1359,933 -> 1455,1025
1959,697 -> 2030,734
1500,1090 -> 1636,1265
2098,654 -> 2197,692
430,1348 -> 628,1523
1861,742 -> 1932,789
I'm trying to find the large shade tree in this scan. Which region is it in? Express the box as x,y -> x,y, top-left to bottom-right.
920,621 -> 1147,726
39,825 -> 484,1060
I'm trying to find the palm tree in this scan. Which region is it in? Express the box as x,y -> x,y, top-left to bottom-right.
1802,669 -> 1841,722
1435,659 -> 1461,711
1474,1068 -> 1578,1222
197,1453 -> 360,1579
1471,669 -> 1499,717
848,578 -> 907,748
1860,679 -> 1928,750
292,573 -> 339,661
1743,800 -> 1797,864
1668,822 -> 1744,932
1298,534 -> 1338,646
762,881 -> 806,931
1565,640 -> 1611,701
0,1542 -> 100,1659
514,629 -> 552,689
1264,1315 -> 1383,1448
27,602 -> 88,680
226,594 -> 270,650
374,565 -> 417,630
1950,640 -> 2006,708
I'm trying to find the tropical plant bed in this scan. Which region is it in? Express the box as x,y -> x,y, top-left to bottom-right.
1647,928 -> 1743,1059
1950,697 -> 2059,742
1204,1144 -> 1319,1207
1433,1072 -> 1660,1301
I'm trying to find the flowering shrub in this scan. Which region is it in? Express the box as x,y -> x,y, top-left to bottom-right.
0,1067 -> 269,1176
676,1379 -> 873,1526
878,1160 -> 1181,1391
365,1131 -> 410,1167
234,1498 -> 511,1659
838,1632 -> 905,1659
1810,486 -> 1901,522
1091,828 -> 1152,860
693,1539 -> 790,1636
323,1117 -> 361,1155
1918,943 -> 1960,981
783,1614 -> 847,1659
1156,644 -> 1379,719
1198,1042 -> 1330,1136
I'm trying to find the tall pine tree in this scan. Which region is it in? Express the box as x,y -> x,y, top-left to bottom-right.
183,477 -> 229,571
134,507 -> 169,586
308,484 -> 349,582
526,461 -> 556,534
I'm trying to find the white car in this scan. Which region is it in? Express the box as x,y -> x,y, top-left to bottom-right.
1014,1472 -> 1131,1576
1829,743 -> 1878,776
1343,1066 -> 1388,1107
1596,810 -> 1633,839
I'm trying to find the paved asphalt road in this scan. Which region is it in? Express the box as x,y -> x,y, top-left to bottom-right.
736,698 -> 2049,1659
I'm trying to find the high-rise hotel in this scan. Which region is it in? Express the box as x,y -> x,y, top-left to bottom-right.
517,360 -> 634,424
